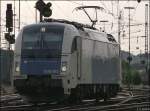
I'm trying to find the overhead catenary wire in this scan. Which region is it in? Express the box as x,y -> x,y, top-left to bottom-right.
25,0 -> 36,22
130,3 -> 139,18
53,2 -> 70,19
67,0 -> 83,6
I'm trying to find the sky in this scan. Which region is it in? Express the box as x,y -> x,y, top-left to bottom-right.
0,0 -> 150,55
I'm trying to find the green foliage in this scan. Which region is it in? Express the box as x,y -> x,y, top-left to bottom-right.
132,71 -> 141,85
122,60 -> 141,85
122,60 -> 131,85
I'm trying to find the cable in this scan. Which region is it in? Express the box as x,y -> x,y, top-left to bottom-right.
53,2 -> 69,18
66,0 -> 83,5
99,0 -> 111,14
25,1 -> 35,19
130,3 -> 139,18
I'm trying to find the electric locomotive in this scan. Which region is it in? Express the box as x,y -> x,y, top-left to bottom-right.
13,19 -> 122,102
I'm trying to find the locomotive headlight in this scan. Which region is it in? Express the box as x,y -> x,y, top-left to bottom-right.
61,62 -> 67,72
16,66 -> 20,72
15,62 -> 20,72
61,66 -> 67,72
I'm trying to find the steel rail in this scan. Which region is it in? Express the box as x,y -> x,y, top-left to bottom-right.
0,88 -> 149,111
46,96 -> 135,111
98,102 -> 150,111
62,102 -> 150,111
46,94 -> 149,111
0,104 -> 34,111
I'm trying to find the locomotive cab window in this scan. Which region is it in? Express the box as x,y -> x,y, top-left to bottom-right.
71,37 -> 77,53
22,27 -> 41,49
21,25 -> 64,58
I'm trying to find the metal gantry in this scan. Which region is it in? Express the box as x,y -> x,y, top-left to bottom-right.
18,0 -> 20,31
124,6 -> 135,65
145,4 -> 148,72
149,0 -> 150,78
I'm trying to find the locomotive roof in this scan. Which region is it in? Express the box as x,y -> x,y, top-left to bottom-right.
23,22 -> 72,29
83,28 -> 110,43
23,21 -> 117,44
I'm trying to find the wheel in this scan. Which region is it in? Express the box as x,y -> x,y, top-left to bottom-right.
68,88 -> 82,104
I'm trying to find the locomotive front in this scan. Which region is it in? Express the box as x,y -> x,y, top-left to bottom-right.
13,23 -> 66,101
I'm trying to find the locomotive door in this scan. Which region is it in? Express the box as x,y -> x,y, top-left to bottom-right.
77,37 -> 82,79
71,36 -> 82,80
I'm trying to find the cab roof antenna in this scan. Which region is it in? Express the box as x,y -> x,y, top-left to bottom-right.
74,6 -> 105,28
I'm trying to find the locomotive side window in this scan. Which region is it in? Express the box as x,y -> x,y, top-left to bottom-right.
71,37 -> 77,53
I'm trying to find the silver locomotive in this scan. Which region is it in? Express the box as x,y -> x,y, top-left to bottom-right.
13,19 -> 122,102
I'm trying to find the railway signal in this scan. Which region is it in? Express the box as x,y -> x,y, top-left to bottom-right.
35,0 -> 45,11
42,2 -> 52,17
127,56 -> 132,63
137,0 -> 141,3
5,3 -> 15,46
6,4 -> 13,32
35,0 -> 52,21
5,33 -> 15,44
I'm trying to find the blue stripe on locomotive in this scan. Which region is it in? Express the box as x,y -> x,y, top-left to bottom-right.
20,58 -> 61,75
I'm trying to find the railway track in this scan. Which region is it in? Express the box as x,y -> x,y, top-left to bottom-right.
81,102 -> 150,111
8,100 -> 147,111
45,94 -> 150,111
0,87 -> 149,111
0,93 -> 24,107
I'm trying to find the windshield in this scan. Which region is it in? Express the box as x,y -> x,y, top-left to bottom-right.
21,25 -> 64,58
22,26 -> 41,49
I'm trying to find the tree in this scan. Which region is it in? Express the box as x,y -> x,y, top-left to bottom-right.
132,71 -> 141,85
122,60 -> 132,87
122,60 -> 142,87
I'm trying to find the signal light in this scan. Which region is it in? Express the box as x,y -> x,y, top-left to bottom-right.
5,33 -> 15,44
35,0 -> 52,17
127,56 -> 132,62
42,2 -> 52,17
137,0 -> 141,3
35,0 -> 45,13
6,4 -> 13,31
